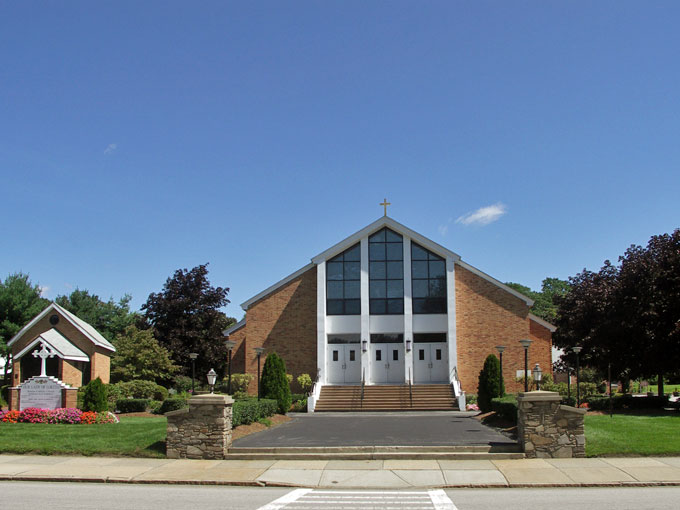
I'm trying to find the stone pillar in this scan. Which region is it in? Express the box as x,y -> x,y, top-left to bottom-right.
165,394 -> 234,460
517,390 -> 586,458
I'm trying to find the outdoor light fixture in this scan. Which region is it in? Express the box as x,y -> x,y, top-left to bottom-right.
519,339 -> 532,392
532,363 -> 542,391
189,352 -> 199,393
225,339 -> 236,395
362,340 -> 368,352
495,346 -> 506,396
573,346 -> 582,406
254,347 -> 266,401
207,368 -> 217,393
406,340 -> 412,352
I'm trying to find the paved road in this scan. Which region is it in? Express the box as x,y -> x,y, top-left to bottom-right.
3,482 -> 680,510
233,412 -> 515,447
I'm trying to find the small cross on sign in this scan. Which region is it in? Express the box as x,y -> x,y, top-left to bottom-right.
380,198 -> 391,216
32,342 -> 56,377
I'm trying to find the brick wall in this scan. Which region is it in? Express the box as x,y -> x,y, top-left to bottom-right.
61,359 -> 83,387
228,326 -> 247,375
90,349 -> 111,384
528,318 -> 554,386
455,265 -> 552,394
244,266 -> 317,395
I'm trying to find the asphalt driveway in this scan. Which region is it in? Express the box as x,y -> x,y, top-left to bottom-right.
232,411 -> 515,448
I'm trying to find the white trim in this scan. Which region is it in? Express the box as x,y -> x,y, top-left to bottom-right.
529,313 -> 557,332
316,260 -> 327,386
446,255 -> 458,385
223,318 -> 245,336
15,333 -> 89,362
8,302 -> 115,352
240,263 -> 315,311
403,236 -> 413,383
360,237 -> 370,385
455,260 -> 535,306
311,216 -> 461,264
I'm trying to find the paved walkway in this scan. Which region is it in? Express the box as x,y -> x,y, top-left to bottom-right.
2,455 -> 680,488
234,412 -> 514,448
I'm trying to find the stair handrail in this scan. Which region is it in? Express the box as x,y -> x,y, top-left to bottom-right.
360,368 -> 365,407
408,367 -> 413,408
450,365 -> 466,410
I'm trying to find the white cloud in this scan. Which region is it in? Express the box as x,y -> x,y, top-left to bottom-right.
456,202 -> 507,226
438,224 -> 449,236
104,143 -> 117,155
39,285 -> 50,298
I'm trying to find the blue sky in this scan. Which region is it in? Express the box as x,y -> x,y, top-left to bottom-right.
2,2 -> 679,319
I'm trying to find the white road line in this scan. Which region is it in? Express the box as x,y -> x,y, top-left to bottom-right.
429,489 -> 458,510
257,488 -> 313,510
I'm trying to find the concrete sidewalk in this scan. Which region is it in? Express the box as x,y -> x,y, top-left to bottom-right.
1,454 -> 680,488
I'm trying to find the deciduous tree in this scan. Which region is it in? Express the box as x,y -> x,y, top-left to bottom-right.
111,326 -> 179,384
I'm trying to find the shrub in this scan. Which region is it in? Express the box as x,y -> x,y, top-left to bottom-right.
232,398 -> 278,427
82,378 -> 108,412
466,393 -> 478,405
230,373 -> 254,394
297,373 -> 312,395
233,391 -> 250,400
116,380 -> 169,401
587,394 -> 669,411
478,354 -> 503,413
290,398 -> 307,413
260,352 -> 292,414
173,375 -> 193,393
116,398 -> 150,413
157,397 -> 189,415
491,395 -> 518,423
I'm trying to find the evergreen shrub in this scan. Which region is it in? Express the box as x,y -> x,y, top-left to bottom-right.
116,398 -> 150,413
477,354 -> 504,413
232,398 -> 278,426
491,395 -> 518,423
260,352 -> 292,414
157,397 -> 188,414
82,377 -> 108,412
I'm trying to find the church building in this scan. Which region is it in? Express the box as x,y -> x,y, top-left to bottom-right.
224,215 -> 554,411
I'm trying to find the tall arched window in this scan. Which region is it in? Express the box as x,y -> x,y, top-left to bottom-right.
326,243 -> 361,315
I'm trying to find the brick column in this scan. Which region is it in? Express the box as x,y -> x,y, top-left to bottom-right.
165,394 -> 234,460
517,391 -> 586,458
7,388 -> 19,411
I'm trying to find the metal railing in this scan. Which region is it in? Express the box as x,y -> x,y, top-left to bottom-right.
408,367 -> 413,408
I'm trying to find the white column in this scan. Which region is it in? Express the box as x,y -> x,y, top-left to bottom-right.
446,256 -> 458,385
316,261 -> 327,385
360,237 -> 370,385
403,236 -> 413,383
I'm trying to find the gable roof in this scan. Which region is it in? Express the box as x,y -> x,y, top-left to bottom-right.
240,215 -> 534,310
7,302 -> 116,352
15,328 -> 89,362
223,318 -> 246,336
529,313 -> 557,332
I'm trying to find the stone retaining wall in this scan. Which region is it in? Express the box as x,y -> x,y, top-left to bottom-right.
166,394 -> 233,459
517,391 -> 586,458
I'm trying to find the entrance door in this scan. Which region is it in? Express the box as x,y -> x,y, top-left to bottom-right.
370,343 -> 405,384
327,344 -> 361,384
413,343 -> 449,383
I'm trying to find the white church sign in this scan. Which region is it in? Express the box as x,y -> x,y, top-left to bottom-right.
20,377 -> 65,410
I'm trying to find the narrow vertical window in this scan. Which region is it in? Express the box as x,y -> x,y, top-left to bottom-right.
369,228 -> 404,314
326,243 -> 361,315
411,242 -> 447,314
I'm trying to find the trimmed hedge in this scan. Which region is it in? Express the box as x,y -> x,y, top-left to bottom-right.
232,398 -> 278,427
116,398 -> 150,413
491,395 -> 518,423
157,397 -> 189,415
587,395 -> 669,411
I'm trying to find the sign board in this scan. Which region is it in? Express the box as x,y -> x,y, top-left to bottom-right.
20,377 -> 65,410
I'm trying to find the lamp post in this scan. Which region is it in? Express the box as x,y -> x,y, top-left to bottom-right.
566,364 -> 571,401
225,340 -> 236,395
495,345 -> 506,396
519,339 -> 532,392
532,363 -> 543,391
207,368 -> 217,394
573,346 -> 582,407
189,353 -> 198,393
254,347 -> 266,401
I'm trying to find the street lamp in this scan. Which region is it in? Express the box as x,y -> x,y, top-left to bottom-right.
532,363 -> 543,391
495,345 -> 506,396
573,346 -> 582,407
207,368 -> 217,394
225,340 -> 236,395
254,347 -> 266,401
189,353 -> 199,393
519,339 -> 533,392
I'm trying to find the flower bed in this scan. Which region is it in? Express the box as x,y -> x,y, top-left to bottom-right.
0,408 -> 118,424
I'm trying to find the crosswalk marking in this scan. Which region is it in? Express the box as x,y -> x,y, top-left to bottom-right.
258,489 -> 457,510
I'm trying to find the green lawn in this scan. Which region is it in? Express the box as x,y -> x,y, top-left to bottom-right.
0,417 -> 167,457
585,413 -> 680,457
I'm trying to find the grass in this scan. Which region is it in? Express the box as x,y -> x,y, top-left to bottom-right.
585,413 -> 680,457
0,416 -> 167,457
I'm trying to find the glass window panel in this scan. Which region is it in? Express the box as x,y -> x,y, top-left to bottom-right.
370,281 -> 386,298
333,350 -> 339,362
429,278 -> 446,297
393,350 -> 399,361
386,243 -> 403,261
344,261 -> 360,280
414,333 -> 447,343
412,261 -> 428,279
412,298 -> 426,314
429,251 -> 444,261
436,349 -> 442,360
376,349 -> 382,361
369,229 -> 385,242
327,300 -> 343,315
370,261 -> 386,279
424,297 -> 446,314
344,299 -> 361,315
370,299 -> 386,315
419,349 -> 425,361
387,298 -> 403,314
387,280 -> 403,298
329,252 -> 344,263
412,279 -> 428,298
411,244 -> 428,260
327,281 -> 343,299
386,261 -> 402,279
369,243 -> 385,261
429,260 -> 445,278
327,262 -> 343,280
349,350 -> 356,361
385,229 -> 403,242
344,281 -> 360,298
344,244 -> 360,261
